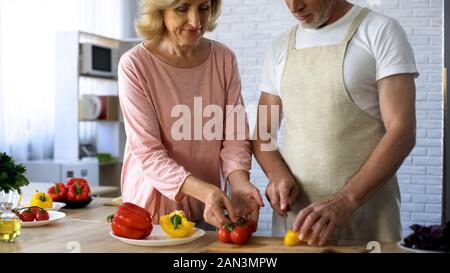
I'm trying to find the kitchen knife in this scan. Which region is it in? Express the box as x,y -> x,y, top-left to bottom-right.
282,213 -> 288,233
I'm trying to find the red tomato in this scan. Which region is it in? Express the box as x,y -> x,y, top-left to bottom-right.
29,206 -> 40,215
35,209 -> 50,221
218,227 -> 232,243
20,210 -> 36,222
230,226 -> 252,245
246,220 -> 257,233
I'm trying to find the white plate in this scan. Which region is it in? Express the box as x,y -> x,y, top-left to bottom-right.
20,211 -> 66,227
110,225 -> 205,247
397,240 -> 448,253
19,202 -> 66,211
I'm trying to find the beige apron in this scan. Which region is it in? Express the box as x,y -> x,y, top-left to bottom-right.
272,8 -> 402,243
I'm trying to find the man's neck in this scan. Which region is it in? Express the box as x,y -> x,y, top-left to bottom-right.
320,1 -> 354,28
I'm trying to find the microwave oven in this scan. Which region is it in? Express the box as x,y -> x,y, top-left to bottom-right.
80,43 -> 118,78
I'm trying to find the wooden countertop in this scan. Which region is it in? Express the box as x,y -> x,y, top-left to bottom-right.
1,198 -> 216,253
0,198 -> 411,253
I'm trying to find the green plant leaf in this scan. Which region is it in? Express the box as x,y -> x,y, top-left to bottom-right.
0,152 -> 30,194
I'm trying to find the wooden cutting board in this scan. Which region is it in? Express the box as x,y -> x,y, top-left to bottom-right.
207,236 -> 369,253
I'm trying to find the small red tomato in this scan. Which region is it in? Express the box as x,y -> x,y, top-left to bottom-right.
29,206 -> 41,215
246,220 -> 257,233
35,209 -> 50,221
230,226 -> 252,245
218,227 -> 232,243
20,210 -> 36,222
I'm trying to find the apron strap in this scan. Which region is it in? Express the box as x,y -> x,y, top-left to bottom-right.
343,7 -> 370,43
286,25 -> 299,58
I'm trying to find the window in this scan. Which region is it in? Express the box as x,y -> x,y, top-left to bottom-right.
0,0 -> 129,160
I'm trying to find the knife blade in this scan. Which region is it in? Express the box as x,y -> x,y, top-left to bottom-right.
282,213 -> 288,233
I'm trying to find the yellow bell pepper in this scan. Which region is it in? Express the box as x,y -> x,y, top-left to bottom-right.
30,191 -> 53,209
160,210 -> 195,238
284,229 -> 301,246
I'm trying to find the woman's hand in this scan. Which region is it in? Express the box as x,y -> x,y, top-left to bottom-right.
228,170 -> 264,227
203,187 -> 239,228
181,176 -> 238,228
231,182 -> 264,225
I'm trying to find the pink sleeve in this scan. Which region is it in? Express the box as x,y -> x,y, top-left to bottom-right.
118,57 -> 190,201
220,52 -> 252,178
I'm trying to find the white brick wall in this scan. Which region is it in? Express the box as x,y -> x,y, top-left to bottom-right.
206,0 -> 444,237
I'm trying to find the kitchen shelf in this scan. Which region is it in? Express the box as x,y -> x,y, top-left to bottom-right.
79,73 -> 118,81
99,157 -> 122,166
79,119 -> 120,123
54,31 -> 140,190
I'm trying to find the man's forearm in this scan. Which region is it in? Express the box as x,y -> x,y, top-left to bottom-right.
341,127 -> 416,209
252,139 -> 294,181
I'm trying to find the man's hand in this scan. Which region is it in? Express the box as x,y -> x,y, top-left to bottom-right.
265,174 -> 300,216
292,193 -> 357,246
252,92 -> 300,216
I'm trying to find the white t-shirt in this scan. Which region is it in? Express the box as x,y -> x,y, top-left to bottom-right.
259,5 -> 419,119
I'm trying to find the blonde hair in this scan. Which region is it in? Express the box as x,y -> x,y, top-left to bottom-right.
136,0 -> 222,41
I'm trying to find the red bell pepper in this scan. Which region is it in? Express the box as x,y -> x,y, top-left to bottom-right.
67,178 -> 90,192
111,221 -> 149,240
111,203 -> 153,240
114,205 -> 151,230
67,181 -> 91,202
47,182 -> 68,201
122,202 -> 152,223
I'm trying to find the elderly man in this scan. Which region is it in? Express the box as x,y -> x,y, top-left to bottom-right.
253,0 -> 418,245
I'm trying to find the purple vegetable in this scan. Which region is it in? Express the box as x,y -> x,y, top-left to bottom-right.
403,222 -> 450,252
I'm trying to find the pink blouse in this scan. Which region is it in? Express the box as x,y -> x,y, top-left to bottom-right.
118,41 -> 252,223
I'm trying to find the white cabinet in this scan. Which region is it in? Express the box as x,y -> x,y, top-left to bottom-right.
54,31 -> 140,189
21,158 -> 99,186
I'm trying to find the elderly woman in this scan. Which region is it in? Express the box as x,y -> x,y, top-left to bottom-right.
118,0 -> 263,230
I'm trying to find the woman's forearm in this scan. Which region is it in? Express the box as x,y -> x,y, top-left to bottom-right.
180,175 -> 219,203
227,169 -> 250,189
